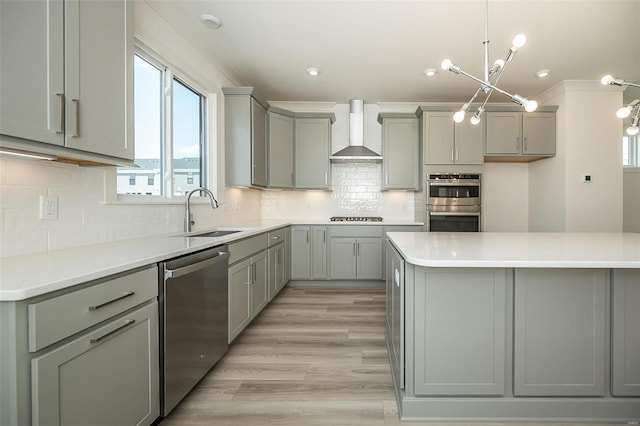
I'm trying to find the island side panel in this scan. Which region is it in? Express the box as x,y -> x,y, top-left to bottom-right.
612,269 -> 640,396
413,267 -> 507,396
513,269 -> 607,396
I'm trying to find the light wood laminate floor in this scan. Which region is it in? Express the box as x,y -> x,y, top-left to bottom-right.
160,286 -> 618,426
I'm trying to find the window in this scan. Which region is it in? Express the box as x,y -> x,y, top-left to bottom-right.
117,51 -> 208,197
623,135 -> 639,167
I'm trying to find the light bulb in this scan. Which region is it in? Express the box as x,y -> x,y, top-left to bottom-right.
453,110 -> 466,123
524,100 -> 538,112
306,67 -> 320,76
617,106 -> 632,119
441,59 -> 453,71
470,115 -> 481,125
627,126 -> 640,136
512,34 -> 527,49
601,75 -> 614,86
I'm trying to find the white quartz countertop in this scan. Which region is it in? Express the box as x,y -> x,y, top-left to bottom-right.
387,232 -> 640,268
0,219 -> 422,301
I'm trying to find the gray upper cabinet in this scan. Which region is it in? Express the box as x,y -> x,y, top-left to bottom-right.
612,269 -> 640,396
223,87 -> 269,188
268,108 -> 295,188
295,117 -> 332,189
419,110 -> 484,165
513,269 -> 606,396
485,109 -> 557,159
0,0 -> 133,163
379,114 -> 420,190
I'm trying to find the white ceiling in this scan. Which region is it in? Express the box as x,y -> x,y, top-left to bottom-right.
145,0 -> 640,104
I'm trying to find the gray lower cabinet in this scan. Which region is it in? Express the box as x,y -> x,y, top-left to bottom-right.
290,225 -> 328,280
612,269 -> 640,396
386,241 -> 405,391
284,227 -> 291,283
295,118 -> 331,189
31,302 -> 158,426
329,237 -> 382,279
513,269 -> 606,396
228,233 -> 269,342
413,267 -> 506,396
0,266 -> 159,426
268,242 -> 286,300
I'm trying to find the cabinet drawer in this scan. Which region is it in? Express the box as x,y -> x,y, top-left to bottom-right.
229,233 -> 268,264
267,227 -> 286,247
28,266 -> 158,352
330,225 -> 383,238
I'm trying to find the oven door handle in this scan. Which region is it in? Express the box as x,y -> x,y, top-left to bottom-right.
429,212 -> 480,217
428,181 -> 480,187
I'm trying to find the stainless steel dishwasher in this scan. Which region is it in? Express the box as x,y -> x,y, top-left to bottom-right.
159,245 -> 230,416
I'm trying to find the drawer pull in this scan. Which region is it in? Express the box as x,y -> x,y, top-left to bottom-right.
90,320 -> 136,344
88,291 -> 135,311
271,235 -> 280,240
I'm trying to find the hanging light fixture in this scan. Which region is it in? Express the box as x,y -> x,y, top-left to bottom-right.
441,0 -> 537,124
601,75 -> 640,136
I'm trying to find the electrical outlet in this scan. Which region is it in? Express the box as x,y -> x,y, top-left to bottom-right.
39,195 -> 58,220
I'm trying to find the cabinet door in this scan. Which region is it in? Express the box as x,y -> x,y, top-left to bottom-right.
382,118 -> 420,190
284,227 -> 291,283
64,0 -> 133,159
454,118 -> 484,164
268,112 -> 294,188
356,238 -> 383,279
268,243 -> 286,297
31,302 -> 159,426
513,269 -> 606,396
251,98 -> 268,187
423,112 -> 454,165
229,259 -> 251,341
312,226 -> 328,279
250,251 -> 268,316
330,238 -> 357,279
0,0 -> 64,145
612,269 -> 640,396
485,112 -> 521,155
295,118 -> 330,189
388,242 -> 405,390
522,112 -> 556,156
290,226 -> 311,279
414,268 -> 506,396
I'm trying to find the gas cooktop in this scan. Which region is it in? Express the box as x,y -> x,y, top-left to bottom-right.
330,216 -> 383,222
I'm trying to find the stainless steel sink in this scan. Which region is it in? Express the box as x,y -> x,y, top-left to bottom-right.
187,230 -> 242,238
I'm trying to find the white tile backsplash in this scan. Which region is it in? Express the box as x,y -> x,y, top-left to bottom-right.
262,162 -> 415,220
0,157 -> 262,257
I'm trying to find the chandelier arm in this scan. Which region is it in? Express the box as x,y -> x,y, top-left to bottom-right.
455,67 -> 516,100
624,81 -> 640,88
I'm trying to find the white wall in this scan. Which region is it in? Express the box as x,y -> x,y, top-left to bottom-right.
532,81 -> 624,232
624,169 -> 640,232
483,163 -> 529,232
0,1 -> 262,258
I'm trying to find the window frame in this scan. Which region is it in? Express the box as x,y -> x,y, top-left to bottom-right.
116,44 -> 214,202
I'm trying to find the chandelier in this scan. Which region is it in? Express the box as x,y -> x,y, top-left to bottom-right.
601,75 -> 640,136
441,0 -> 537,124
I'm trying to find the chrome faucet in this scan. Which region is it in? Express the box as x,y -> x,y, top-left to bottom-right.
185,187 -> 219,233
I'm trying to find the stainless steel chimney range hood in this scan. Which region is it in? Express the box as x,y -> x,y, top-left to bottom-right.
330,100 -> 382,162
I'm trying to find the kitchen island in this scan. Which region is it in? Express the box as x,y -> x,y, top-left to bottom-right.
385,232 -> 640,422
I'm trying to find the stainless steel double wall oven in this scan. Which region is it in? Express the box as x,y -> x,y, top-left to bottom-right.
426,173 -> 481,232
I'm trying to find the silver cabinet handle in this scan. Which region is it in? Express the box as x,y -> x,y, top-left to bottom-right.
56,93 -> 65,134
455,148 -> 459,161
451,148 -> 454,162
524,136 -> 528,152
357,243 -> 360,256
323,230 -> 326,243
306,230 -> 309,244
89,291 -> 135,311
353,243 -> 356,256
516,136 -> 520,151
325,172 -> 328,185
71,99 -> 79,137
271,235 -> 281,240
165,251 -> 229,279
90,319 -> 135,344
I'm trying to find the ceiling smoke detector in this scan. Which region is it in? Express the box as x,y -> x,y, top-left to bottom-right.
200,14 -> 222,29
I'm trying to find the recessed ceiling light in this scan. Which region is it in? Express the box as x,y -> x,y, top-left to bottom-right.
306,67 -> 321,76
536,69 -> 551,78
200,14 -> 222,29
424,68 -> 438,77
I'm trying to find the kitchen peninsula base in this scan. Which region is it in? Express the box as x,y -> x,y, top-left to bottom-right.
385,232 -> 640,423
